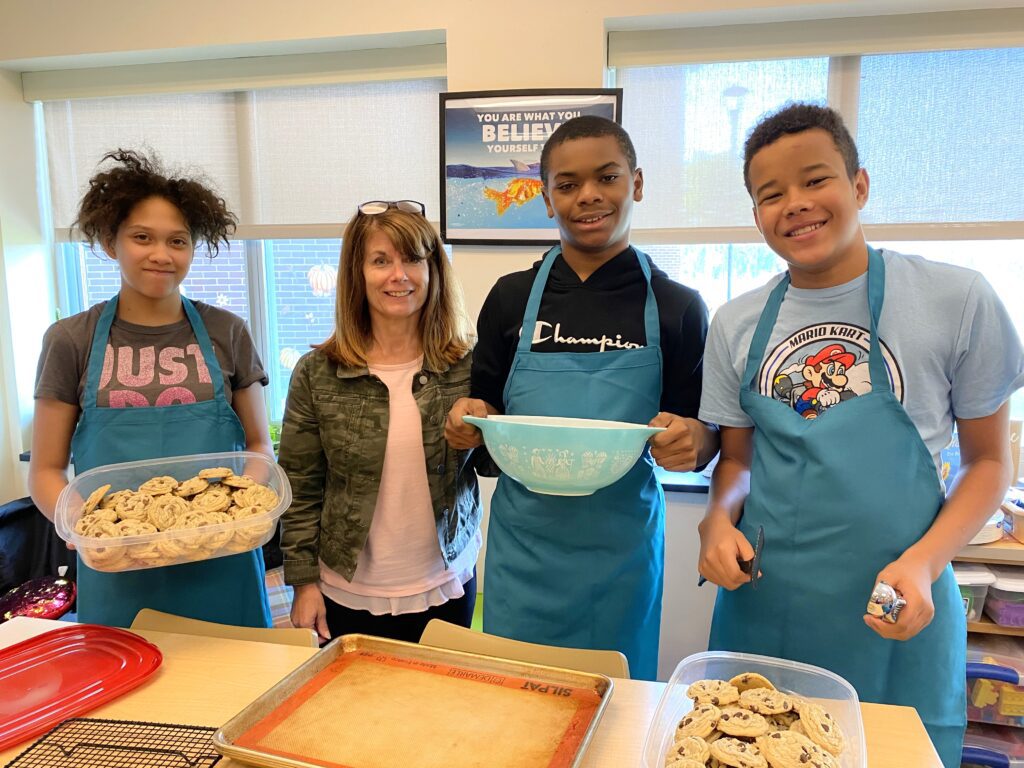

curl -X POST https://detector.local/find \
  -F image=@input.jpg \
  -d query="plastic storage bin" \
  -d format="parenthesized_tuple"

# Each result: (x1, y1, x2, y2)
(962, 722, 1024, 767)
(1005, 497, 1024, 545)
(955, 563, 997, 621)
(641, 651, 866, 768)
(967, 634, 1024, 728)
(54, 451, 291, 573)
(984, 567, 1024, 627)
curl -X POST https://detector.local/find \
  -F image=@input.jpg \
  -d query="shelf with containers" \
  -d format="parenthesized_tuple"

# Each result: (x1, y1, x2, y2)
(959, 494, 1024, 766)
(957, 535, 1024, 568)
(955, 562, 1024, 638)
(956, 503, 1024, 567)
(965, 634, 1024, 767)
(955, 502, 1024, 636)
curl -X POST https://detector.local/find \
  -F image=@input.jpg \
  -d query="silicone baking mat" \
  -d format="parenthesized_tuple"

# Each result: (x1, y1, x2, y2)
(3, 718, 220, 768)
(232, 647, 604, 768)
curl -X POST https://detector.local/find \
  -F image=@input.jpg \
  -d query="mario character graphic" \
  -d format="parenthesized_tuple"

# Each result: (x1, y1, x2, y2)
(773, 343, 858, 419)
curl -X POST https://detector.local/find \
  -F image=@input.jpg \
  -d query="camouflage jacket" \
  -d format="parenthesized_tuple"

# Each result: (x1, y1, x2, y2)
(278, 348, 485, 585)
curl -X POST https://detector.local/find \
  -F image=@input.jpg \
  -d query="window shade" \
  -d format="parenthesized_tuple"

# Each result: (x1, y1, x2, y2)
(247, 79, 444, 225)
(608, 9, 1024, 67)
(858, 48, 1024, 224)
(44, 93, 242, 231)
(42, 78, 445, 234)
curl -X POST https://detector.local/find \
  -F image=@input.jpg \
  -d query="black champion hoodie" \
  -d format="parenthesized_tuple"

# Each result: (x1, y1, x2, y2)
(470, 246, 709, 418)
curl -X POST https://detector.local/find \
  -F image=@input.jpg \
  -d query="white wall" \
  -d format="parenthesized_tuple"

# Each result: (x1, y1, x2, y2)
(0, 68, 50, 502)
(662, 493, 719, 677)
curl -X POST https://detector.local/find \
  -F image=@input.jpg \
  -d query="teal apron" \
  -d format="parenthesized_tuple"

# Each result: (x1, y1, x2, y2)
(484, 246, 665, 680)
(708, 248, 965, 766)
(71, 296, 272, 629)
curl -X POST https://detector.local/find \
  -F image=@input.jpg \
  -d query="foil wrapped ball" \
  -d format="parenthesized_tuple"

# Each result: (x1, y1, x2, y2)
(866, 580, 906, 624)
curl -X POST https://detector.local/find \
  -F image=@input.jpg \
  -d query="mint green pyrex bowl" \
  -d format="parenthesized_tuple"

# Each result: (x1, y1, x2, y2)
(464, 415, 665, 496)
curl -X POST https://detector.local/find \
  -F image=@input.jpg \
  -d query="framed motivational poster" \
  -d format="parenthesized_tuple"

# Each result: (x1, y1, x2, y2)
(439, 88, 622, 245)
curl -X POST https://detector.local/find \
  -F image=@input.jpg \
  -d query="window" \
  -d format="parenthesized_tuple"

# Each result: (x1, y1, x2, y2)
(265, 238, 342, 417)
(857, 48, 1024, 224)
(620, 58, 829, 230)
(66, 242, 253, 326)
(633, 243, 784, 317)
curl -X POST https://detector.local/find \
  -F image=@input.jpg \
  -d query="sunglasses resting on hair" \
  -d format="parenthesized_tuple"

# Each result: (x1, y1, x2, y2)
(357, 200, 426, 216)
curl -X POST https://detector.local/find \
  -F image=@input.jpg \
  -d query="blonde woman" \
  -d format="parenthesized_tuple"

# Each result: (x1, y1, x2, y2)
(278, 200, 484, 642)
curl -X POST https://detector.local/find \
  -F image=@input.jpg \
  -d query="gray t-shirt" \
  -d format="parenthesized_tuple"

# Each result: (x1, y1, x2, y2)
(34, 301, 268, 409)
(699, 249, 1024, 475)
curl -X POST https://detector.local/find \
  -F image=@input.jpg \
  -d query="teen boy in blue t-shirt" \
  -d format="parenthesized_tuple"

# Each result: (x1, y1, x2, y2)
(698, 102, 1024, 767)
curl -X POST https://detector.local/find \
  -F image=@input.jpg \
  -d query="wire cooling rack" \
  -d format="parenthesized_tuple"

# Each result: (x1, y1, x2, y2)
(4, 718, 221, 768)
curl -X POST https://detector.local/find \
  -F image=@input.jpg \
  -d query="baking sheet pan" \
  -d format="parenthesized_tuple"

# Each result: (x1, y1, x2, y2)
(214, 634, 614, 768)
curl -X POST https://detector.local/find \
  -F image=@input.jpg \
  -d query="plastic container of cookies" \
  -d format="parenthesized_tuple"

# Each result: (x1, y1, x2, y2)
(54, 451, 291, 573)
(641, 651, 867, 768)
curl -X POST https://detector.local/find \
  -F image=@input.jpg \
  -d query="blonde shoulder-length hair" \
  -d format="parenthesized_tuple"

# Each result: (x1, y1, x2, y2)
(314, 208, 473, 369)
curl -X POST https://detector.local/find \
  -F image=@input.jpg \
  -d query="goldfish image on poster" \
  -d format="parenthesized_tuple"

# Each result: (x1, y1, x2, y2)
(483, 178, 545, 216)
(445, 157, 551, 229)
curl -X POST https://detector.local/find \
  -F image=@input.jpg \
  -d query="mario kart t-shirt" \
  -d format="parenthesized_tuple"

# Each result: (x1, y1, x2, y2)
(699, 249, 1024, 478)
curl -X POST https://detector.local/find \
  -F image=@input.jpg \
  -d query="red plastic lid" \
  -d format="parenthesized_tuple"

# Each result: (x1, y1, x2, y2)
(0, 577, 77, 623)
(0, 624, 162, 750)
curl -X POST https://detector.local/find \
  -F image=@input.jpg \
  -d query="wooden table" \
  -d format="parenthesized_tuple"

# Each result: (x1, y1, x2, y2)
(0, 617, 940, 767)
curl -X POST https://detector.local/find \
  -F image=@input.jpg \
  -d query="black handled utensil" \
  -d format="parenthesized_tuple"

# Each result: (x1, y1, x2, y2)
(697, 525, 764, 589)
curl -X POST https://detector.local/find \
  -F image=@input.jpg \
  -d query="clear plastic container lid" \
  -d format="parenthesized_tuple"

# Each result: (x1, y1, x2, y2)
(964, 722, 1024, 765)
(54, 451, 291, 573)
(955, 563, 997, 587)
(967, 633, 1024, 683)
(1002, 500, 1024, 519)
(642, 651, 866, 768)
(989, 566, 1024, 594)
(969, 633, 1024, 661)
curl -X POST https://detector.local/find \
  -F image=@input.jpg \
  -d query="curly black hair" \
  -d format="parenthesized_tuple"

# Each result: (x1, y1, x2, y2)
(743, 103, 860, 194)
(74, 149, 237, 256)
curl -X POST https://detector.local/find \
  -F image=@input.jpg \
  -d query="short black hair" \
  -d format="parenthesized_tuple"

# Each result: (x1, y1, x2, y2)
(743, 103, 860, 194)
(75, 149, 237, 256)
(540, 115, 637, 185)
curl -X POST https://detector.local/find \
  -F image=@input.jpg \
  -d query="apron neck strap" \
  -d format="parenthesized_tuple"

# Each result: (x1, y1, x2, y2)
(83, 297, 119, 409)
(742, 247, 888, 394)
(864, 246, 888, 394)
(82, 295, 227, 407)
(182, 296, 227, 400)
(635, 247, 660, 348)
(516, 245, 660, 355)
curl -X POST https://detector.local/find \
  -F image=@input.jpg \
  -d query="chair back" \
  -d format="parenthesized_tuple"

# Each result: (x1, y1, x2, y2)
(130, 608, 318, 648)
(419, 619, 629, 678)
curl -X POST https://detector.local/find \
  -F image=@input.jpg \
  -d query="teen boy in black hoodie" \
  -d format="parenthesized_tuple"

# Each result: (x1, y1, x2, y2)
(446, 116, 717, 679)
